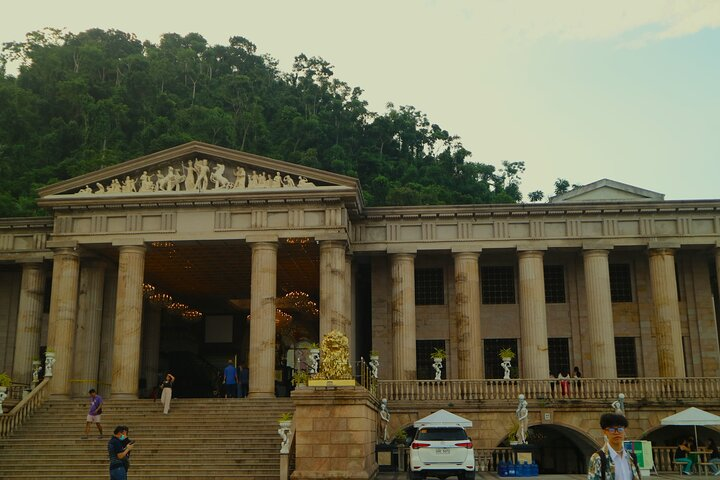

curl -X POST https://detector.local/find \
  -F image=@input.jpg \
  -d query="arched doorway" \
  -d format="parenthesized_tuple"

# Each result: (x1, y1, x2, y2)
(643, 425, 720, 451)
(499, 423, 598, 474)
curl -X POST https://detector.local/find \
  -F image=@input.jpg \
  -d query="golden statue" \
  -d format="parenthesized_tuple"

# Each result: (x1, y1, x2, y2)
(313, 330, 353, 380)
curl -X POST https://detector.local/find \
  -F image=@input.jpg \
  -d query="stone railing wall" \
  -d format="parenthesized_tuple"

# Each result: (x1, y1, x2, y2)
(0, 377, 50, 438)
(378, 377, 720, 402)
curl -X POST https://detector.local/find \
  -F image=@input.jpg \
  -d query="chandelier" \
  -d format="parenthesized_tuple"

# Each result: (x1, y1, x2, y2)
(182, 309, 203, 321)
(148, 292, 173, 307)
(167, 302, 189, 315)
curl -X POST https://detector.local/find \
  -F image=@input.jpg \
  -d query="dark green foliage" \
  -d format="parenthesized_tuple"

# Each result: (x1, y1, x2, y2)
(0, 28, 527, 216)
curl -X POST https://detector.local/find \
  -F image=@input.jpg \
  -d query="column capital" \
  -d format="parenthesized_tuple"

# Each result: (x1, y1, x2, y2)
(453, 251, 479, 261)
(389, 252, 416, 262)
(249, 241, 278, 253)
(517, 250, 544, 260)
(51, 246, 79, 258)
(582, 249, 611, 259)
(117, 244, 146, 255)
(648, 247, 677, 258)
(318, 239, 347, 251)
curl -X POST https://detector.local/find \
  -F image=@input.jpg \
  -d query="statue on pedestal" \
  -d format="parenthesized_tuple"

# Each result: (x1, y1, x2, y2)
(516, 394, 529, 444)
(611, 393, 625, 415)
(379, 398, 391, 444)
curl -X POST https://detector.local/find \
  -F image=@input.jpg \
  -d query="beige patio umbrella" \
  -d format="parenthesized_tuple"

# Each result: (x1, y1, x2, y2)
(660, 407, 720, 446)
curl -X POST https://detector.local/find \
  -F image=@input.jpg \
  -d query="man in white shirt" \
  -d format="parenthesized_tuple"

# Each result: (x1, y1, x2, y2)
(587, 413, 641, 480)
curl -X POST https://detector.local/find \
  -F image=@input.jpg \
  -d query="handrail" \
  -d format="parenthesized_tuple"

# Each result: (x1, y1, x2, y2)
(378, 377, 720, 402)
(0, 377, 51, 438)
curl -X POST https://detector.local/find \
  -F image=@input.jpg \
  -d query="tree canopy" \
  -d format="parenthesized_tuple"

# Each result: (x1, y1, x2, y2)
(0, 28, 529, 216)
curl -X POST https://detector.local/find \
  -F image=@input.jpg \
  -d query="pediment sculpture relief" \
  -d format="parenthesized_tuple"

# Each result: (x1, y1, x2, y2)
(73, 158, 318, 196)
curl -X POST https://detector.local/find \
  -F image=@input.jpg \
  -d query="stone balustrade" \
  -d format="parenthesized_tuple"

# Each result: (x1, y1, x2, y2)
(378, 377, 720, 402)
(0, 377, 50, 438)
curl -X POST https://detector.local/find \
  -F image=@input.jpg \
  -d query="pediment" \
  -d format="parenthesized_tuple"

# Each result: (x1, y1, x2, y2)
(549, 178, 664, 203)
(38, 142, 362, 202)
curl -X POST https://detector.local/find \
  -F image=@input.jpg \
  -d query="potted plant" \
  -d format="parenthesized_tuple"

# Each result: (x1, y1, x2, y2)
(278, 412, 293, 429)
(393, 428, 408, 445)
(292, 370, 309, 387)
(309, 342, 320, 351)
(498, 347, 515, 361)
(369, 350, 379, 360)
(0, 372, 11, 392)
(431, 347, 447, 360)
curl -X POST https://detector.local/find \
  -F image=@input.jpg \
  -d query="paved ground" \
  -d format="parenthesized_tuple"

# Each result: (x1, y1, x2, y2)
(377, 473, 684, 479)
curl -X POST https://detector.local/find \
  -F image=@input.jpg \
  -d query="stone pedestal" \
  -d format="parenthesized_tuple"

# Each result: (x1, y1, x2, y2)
(454, 252, 482, 379)
(47, 247, 80, 397)
(111, 245, 146, 399)
(12, 262, 46, 384)
(248, 241, 277, 398)
(518, 251, 549, 379)
(583, 249, 618, 378)
(319, 240, 347, 338)
(72, 261, 106, 397)
(391, 253, 416, 380)
(648, 248, 685, 377)
(291, 386, 378, 479)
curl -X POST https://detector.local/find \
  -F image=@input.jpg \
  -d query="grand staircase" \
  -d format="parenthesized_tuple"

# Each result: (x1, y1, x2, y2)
(0, 397, 293, 479)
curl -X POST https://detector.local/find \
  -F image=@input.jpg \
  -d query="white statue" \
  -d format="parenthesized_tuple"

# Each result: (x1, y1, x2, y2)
(516, 394, 529, 444)
(78, 185, 93, 194)
(234, 166, 246, 189)
(501, 358, 512, 380)
(379, 398, 391, 444)
(298, 176, 316, 187)
(611, 393, 625, 415)
(369, 356, 379, 379)
(278, 425, 291, 453)
(0, 389, 7, 415)
(283, 175, 296, 187)
(272, 172, 282, 188)
(95, 182, 106, 194)
(211, 163, 231, 189)
(122, 176, 136, 193)
(138, 171, 154, 192)
(194, 159, 210, 191)
(309, 349, 320, 375)
(432, 357, 443, 380)
(45, 353, 56, 377)
(32, 364, 40, 385)
(108, 178, 122, 193)
(183, 160, 196, 191)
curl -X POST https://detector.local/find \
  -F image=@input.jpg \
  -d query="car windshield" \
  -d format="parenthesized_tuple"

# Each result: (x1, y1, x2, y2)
(415, 427, 468, 441)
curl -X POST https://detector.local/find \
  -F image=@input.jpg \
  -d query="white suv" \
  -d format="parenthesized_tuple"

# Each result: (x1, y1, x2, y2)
(408, 426, 476, 480)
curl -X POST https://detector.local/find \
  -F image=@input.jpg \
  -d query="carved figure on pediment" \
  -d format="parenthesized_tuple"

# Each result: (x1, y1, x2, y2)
(211, 163, 231, 189)
(257, 172, 268, 188)
(78, 185, 93, 194)
(195, 159, 210, 191)
(139, 171, 154, 192)
(171, 167, 186, 191)
(108, 179, 122, 193)
(248, 170, 258, 188)
(122, 176, 136, 193)
(95, 183, 106, 194)
(183, 160, 196, 191)
(272, 172, 283, 188)
(297, 176, 316, 188)
(283, 175, 296, 188)
(234, 166, 246, 189)
(155, 170, 167, 191)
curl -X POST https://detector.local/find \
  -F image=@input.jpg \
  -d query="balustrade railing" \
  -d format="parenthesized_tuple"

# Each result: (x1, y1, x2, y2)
(355, 359, 378, 399)
(475, 447, 514, 471)
(0, 377, 50, 438)
(378, 377, 720, 402)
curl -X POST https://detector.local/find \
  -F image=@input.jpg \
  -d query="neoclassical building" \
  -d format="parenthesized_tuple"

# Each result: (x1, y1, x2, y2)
(1, 141, 719, 401)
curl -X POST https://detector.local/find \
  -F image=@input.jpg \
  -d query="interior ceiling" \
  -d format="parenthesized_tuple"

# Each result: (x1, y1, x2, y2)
(94, 239, 320, 313)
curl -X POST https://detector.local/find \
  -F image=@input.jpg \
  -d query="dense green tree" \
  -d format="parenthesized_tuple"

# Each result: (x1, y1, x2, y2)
(0, 28, 533, 216)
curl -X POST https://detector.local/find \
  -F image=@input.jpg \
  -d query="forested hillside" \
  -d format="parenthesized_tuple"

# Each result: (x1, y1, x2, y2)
(0, 28, 528, 216)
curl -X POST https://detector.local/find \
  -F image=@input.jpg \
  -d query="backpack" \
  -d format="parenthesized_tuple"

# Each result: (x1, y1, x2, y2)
(597, 449, 640, 480)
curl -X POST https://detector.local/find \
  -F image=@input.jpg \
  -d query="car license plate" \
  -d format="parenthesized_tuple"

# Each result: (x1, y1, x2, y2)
(436, 448, 450, 455)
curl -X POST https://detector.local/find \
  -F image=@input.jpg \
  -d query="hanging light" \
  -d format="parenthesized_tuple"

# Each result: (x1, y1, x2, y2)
(167, 302, 189, 315)
(148, 292, 173, 307)
(182, 309, 203, 321)
(142, 283, 156, 297)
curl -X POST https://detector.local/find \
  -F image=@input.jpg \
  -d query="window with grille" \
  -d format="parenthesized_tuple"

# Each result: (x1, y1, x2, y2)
(609, 264, 633, 303)
(481, 266, 515, 304)
(416, 340, 446, 380)
(415, 268, 445, 305)
(544, 265, 566, 304)
(614, 337, 638, 377)
(548, 338, 570, 376)
(484, 338, 518, 379)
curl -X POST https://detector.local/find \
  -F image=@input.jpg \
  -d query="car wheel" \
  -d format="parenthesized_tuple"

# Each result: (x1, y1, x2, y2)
(463, 472, 476, 480)
(408, 472, 424, 480)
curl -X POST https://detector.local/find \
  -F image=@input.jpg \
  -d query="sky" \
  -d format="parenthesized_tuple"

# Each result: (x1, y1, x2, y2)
(2, 0, 719, 201)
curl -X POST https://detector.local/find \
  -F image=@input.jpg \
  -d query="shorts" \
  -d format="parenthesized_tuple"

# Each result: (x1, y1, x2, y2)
(86, 414, 101, 423)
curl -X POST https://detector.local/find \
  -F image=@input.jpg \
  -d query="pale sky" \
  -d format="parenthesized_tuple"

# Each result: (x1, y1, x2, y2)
(2, 0, 719, 201)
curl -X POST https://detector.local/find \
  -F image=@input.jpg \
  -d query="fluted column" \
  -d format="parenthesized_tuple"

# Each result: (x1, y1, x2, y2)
(518, 250, 550, 379)
(141, 303, 162, 397)
(345, 254, 354, 358)
(248, 241, 277, 398)
(71, 261, 106, 397)
(583, 249, 618, 377)
(47, 247, 80, 397)
(319, 240, 346, 339)
(12, 262, 46, 384)
(391, 253, 416, 380)
(97, 269, 117, 398)
(454, 252, 482, 379)
(716, 248, 720, 305)
(111, 245, 146, 399)
(648, 248, 685, 377)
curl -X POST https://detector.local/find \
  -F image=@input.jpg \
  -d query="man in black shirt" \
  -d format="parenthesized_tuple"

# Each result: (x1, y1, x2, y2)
(108, 425, 133, 479)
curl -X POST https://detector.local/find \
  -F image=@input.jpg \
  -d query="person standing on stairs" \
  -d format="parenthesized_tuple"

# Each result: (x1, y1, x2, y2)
(238, 363, 249, 398)
(108, 425, 134, 480)
(224, 359, 238, 398)
(160, 372, 175, 414)
(83, 388, 104, 439)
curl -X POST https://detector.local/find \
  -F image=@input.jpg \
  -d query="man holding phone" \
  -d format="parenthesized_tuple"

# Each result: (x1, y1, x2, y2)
(108, 425, 134, 480)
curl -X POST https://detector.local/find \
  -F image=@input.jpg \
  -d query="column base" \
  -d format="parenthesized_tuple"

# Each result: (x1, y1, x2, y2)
(248, 392, 275, 399)
(110, 393, 139, 400)
(49, 393, 71, 400)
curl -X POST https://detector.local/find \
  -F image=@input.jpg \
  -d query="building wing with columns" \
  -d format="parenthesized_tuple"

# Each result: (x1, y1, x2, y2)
(1, 141, 719, 400)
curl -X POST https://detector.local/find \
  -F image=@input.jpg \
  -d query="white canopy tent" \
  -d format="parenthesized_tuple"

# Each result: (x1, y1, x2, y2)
(660, 407, 720, 445)
(413, 409, 472, 428)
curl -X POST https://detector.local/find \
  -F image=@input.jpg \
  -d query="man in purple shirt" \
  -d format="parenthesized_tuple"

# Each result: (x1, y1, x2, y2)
(83, 388, 104, 439)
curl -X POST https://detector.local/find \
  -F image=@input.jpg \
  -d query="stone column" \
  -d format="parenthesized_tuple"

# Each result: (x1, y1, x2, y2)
(12, 262, 46, 384)
(47, 247, 80, 397)
(454, 252, 483, 379)
(97, 269, 117, 398)
(345, 253, 354, 359)
(518, 250, 550, 379)
(111, 245, 146, 399)
(141, 303, 162, 397)
(391, 253, 416, 380)
(648, 248, 685, 377)
(319, 240, 346, 339)
(71, 260, 106, 397)
(248, 241, 277, 398)
(583, 249, 618, 378)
